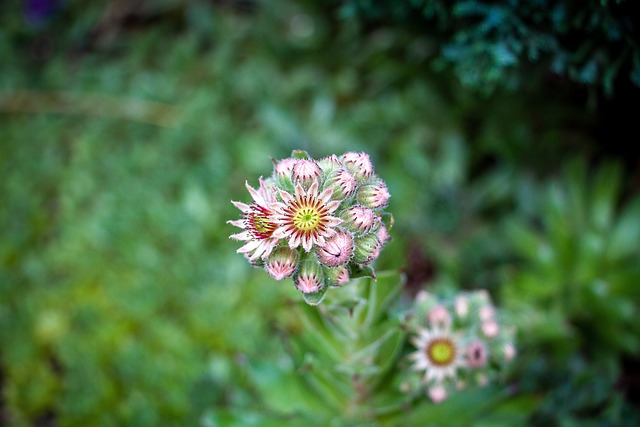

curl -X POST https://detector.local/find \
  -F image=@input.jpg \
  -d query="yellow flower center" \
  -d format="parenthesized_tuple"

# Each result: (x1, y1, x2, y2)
(426, 338, 456, 366)
(292, 206, 321, 231)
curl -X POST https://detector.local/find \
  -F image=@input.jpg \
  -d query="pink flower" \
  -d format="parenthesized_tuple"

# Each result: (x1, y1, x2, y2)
(341, 205, 380, 235)
(479, 305, 495, 322)
(273, 181, 342, 252)
(317, 229, 354, 267)
(504, 343, 516, 361)
(427, 385, 448, 403)
(427, 304, 451, 327)
(377, 223, 390, 246)
(481, 320, 500, 338)
(324, 168, 358, 200)
(228, 179, 280, 261)
(274, 157, 297, 178)
(324, 265, 350, 288)
(357, 180, 391, 209)
(455, 296, 469, 318)
(466, 340, 488, 368)
(265, 247, 299, 280)
(291, 159, 322, 187)
(341, 151, 374, 183)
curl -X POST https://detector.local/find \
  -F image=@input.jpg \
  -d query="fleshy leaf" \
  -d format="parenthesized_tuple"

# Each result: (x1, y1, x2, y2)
(302, 285, 329, 306)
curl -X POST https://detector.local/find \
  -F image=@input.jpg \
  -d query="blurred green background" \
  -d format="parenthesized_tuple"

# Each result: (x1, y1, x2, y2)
(1, 1, 639, 426)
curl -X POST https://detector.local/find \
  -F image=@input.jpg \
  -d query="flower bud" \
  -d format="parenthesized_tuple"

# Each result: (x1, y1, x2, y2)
(481, 320, 500, 338)
(427, 304, 451, 327)
(503, 343, 516, 361)
(294, 257, 325, 294)
(455, 295, 469, 318)
(324, 168, 357, 201)
(265, 247, 299, 280)
(377, 222, 390, 246)
(341, 151, 374, 183)
(479, 305, 495, 322)
(316, 229, 354, 267)
(273, 157, 296, 189)
(317, 154, 342, 173)
(291, 159, 322, 188)
(466, 340, 488, 368)
(340, 205, 380, 235)
(357, 179, 390, 209)
(352, 233, 381, 265)
(428, 385, 448, 403)
(323, 265, 350, 288)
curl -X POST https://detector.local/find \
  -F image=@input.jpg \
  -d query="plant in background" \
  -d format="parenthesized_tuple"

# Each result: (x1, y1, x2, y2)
(401, 289, 516, 404)
(229, 150, 392, 305)
(338, 0, 640, 95)
(503, 160, 640, 425)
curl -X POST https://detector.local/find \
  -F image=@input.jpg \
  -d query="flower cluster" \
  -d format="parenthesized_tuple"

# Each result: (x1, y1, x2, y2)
(404, 290, 516, 403)
(229, 150, 391, 305)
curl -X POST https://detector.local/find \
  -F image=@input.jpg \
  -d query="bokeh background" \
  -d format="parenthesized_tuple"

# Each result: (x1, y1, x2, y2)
(1, 1, 640, 426)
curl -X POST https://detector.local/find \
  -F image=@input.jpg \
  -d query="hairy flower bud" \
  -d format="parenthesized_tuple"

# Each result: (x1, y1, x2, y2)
(377, 222, 390, 246)
(317, 154, 342, 173)
(341, 151, 374, 183)
(427, 304, 451, 327)
(316, 228, 354, 267)
(265, 247, 299, 280)
(294, 257, 325, 294)
(291, 159, 322, 188)
(357, 179, 390, 209)
(352, 233, 381, 265)
(273, 157, 296, 189)
(324, 168, 358, 201)
(323, 265, 350, 288)
(466, 340, 489, 368)
(340, 205, 380, 235)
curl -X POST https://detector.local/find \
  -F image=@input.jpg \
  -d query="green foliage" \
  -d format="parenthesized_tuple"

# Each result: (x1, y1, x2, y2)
(339, 0, 640, 94)
(502, 160, 640, 424)
(0, 1, 638, 426)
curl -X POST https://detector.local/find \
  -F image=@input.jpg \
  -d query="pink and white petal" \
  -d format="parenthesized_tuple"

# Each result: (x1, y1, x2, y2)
(326, 217, 343, 228)
(231, 201, 251, 212)
(228, 220, 246, 228)
(307, 180, 319, 195)
(271, 227, 288, 239)
(278, 190, 295, 204)
(245, 181, 266, 206)
(302, 236, 314, 252)
(237, 239, 261, 253)
(230, 231, 251, 241)
(319, 187, 334, 203)
(325, 200, 341, 212)
(289, 234, 301, 250)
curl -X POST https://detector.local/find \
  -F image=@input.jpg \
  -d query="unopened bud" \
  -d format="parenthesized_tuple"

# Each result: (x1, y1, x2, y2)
(323, 265, 350, 288)
(265, 247, 299, 280)
(466, 340, 488, 368)
(291, 159, 322, 188)
(377, 223, 390, 246)
(294, 257, 325, 294)
(428, 385, 448, 403)
(341, 151, 374, 183)
(340, 205, 380, 235)
(317, 154, 342, 173)
(324, 168, 357, 201)
(273, 157, 296, 189)
(427, 304, 451, 327)
(352, 233, 381, 265)
(357, 179, 390, 209)
(317, 229, 354, 267)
